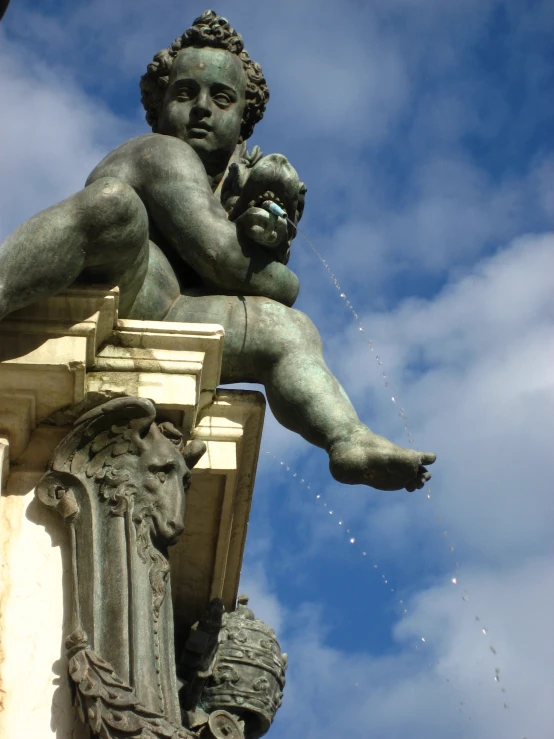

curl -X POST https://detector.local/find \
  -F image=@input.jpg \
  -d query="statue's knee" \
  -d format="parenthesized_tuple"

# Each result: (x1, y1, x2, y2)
(261, 303, 321, 360)
(289, 308, 321, 348)
(84, 178, 146, 232)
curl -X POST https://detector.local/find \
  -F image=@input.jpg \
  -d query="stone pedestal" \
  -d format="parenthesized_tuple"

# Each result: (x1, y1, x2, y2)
(0, 288, 265, 738)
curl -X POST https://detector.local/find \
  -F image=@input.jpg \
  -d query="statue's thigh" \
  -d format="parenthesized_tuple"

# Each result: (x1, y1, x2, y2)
(165, 293, 316, 382)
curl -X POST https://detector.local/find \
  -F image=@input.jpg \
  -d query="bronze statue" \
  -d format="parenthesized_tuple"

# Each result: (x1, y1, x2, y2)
(0, 10, 435, 492)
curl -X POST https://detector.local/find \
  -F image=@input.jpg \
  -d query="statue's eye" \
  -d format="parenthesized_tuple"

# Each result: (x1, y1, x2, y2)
(213, 93, 232, 108)
(176, 86, 194, 102)
(148, 464, 175, 483)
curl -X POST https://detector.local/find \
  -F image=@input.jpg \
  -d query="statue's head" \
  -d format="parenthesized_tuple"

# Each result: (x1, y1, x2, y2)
(141, 10, 269, 172)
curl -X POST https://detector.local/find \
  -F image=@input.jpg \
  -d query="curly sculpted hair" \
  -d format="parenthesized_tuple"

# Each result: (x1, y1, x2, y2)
(140, 10, 269, 142)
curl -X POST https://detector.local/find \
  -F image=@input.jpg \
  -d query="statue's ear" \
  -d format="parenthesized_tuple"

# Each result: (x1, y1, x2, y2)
(182, 439, 207, 470)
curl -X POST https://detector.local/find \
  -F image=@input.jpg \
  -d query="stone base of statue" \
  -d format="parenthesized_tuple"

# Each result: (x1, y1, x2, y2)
(0, 287, 285, 739)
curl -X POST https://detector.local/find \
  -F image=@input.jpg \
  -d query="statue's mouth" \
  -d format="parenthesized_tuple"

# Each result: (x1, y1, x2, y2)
(188, 123, 212, 138)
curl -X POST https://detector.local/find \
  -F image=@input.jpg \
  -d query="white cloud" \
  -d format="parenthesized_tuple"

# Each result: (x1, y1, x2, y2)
(0, 31, 137, 238)
(265, 555, 554, 739)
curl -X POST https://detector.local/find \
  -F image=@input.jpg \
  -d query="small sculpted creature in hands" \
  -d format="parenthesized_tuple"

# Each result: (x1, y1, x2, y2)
(0, 10, 434, 492)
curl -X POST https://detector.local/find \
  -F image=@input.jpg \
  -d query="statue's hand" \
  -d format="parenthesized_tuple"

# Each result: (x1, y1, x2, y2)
(236, 206, 288, 252)
(225, 154, 305, 227)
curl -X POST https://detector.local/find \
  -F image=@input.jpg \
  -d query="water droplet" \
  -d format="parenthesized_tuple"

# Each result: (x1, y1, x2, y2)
(340, 293, 346, 298)
(362, 551, 367, 556)
(383, 579, 388, 584)
(338, 520, 343, 525)
(280, 461, 284, 466)
(359, 326, 364, 332)
(301, 478, 304, 483)
(373, 564, 378, 569)
(286, 466, 290, 471)
(443, 531, 449, 537)
(482, 628, 488, 635)
(449, 546, 455, 552)
(292, 472, 297, 477)
(316, 494, 321, 499)
(329, 510, 333, 515)
(427, 493, 432, 500)
(306, 484, 311, 490)
(452, 577, 457, 584)
(391, 396, 397, 403)
(421, 637, 426, 643)
(503, 703, 509, 709)
(462, 595, 468, 601)
(490, 646, 497, 655)
(475, 616, 481, 621)
(349, 538, 355, 544)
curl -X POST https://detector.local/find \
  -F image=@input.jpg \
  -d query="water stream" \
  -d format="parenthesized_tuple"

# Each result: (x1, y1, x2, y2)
(257, 210, 514, 730)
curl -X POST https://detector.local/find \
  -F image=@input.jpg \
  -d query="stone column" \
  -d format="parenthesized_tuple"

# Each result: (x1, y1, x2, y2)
(0, 288, 264, 738)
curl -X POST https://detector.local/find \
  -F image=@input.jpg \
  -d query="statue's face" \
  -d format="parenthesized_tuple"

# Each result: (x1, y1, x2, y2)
(158, 46, 246, 174)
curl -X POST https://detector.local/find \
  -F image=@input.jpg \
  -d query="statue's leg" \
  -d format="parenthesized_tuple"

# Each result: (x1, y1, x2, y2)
(165, 293, 435, 491)
(0, 178, 149, 319)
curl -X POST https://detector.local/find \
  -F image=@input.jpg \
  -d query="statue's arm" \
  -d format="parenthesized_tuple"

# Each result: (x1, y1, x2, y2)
(87, 135, 299, 306)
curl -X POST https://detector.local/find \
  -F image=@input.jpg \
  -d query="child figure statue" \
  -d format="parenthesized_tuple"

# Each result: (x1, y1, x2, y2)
(0, 10, 434, 492)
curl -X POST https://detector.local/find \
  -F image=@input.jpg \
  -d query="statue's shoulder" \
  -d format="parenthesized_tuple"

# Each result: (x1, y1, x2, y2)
(86, 134, 200, 187)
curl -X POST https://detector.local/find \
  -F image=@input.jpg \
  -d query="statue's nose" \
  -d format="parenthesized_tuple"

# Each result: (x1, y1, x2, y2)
(166, 518, 184, 543)
(192, 90, 212, 118)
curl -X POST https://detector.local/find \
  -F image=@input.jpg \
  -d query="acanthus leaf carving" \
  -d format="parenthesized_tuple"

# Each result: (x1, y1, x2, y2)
(66, 630, 193, 738)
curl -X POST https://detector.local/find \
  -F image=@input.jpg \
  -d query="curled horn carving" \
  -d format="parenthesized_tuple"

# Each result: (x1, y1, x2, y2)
(50, 397, 157, 476)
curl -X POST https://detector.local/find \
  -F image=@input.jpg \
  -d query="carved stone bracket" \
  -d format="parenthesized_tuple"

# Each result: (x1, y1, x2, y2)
(36, 397, 206, 737)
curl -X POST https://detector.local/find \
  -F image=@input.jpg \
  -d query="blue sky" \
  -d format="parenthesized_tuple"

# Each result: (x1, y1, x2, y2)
(1, 1, 553, 737)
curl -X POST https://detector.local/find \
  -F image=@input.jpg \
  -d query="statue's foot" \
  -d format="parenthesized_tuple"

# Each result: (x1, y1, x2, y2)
(329, 428, 436, 491)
